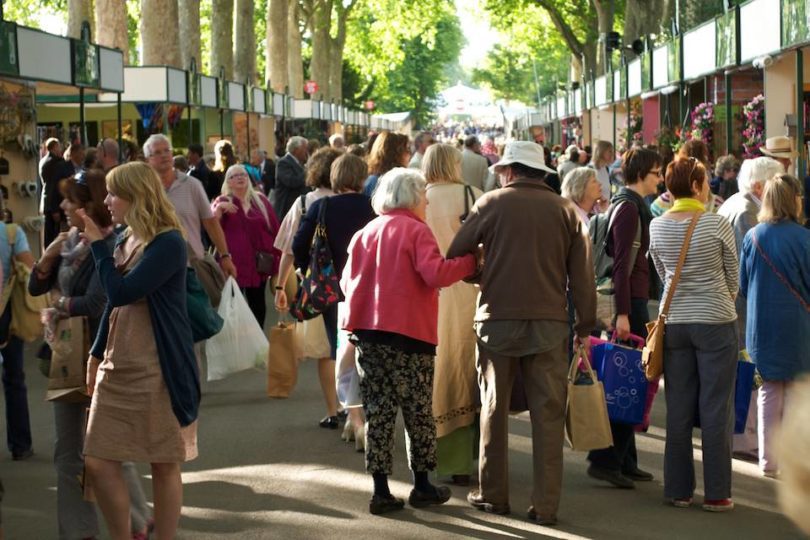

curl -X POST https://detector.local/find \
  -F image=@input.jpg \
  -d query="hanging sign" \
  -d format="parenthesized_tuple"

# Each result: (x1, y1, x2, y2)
(304, 80, 319, 95)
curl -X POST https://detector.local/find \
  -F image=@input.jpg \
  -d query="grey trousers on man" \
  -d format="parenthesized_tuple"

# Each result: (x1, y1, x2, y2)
(477, 340, 568, 518)
(663, 322, 738, 500)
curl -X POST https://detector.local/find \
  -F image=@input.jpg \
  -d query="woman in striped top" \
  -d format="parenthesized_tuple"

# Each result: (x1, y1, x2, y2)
(649, 157, 739, 513)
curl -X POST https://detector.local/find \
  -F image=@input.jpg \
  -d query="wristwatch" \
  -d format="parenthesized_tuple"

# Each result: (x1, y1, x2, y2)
(220, 252, 232, 259)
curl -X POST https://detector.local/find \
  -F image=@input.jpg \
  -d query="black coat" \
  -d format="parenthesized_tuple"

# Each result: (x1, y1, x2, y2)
(271, 153, 307, 219)
(39, 153, 71, 214)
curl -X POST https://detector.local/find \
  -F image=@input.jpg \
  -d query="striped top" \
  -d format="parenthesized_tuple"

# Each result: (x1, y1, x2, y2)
(649, 213, 739, 324)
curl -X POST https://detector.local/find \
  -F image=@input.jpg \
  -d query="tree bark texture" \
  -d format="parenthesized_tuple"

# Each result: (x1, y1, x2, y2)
(95, 0, 128, 62)
(592, 0, 614, 75)
(308, 0, 332, 99)
(211, 0, 235, 79)
(288, 1, 304, 98)
(179, 0, 202, 70)
(67, 0, 94, 40)
(234, 0, 256, 84)
(140, 0, 182, 67)
(266, 0, 289, 92)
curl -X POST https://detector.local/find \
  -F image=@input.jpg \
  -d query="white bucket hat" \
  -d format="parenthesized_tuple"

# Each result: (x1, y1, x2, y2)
(760, 136, 799, 159)
(490, 141, 556, 175)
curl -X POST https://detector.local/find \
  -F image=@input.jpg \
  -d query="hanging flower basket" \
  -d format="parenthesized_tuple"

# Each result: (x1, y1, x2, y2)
(741, 94, 765, 158)
(618, 102, 643, 149)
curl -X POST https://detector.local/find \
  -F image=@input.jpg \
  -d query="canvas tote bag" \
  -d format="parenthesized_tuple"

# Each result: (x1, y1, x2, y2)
(565, 346, 613, 451)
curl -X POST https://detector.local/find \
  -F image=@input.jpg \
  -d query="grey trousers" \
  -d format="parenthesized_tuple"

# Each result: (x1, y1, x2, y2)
(663, 322, 738, 500)
(53, 402, 151, 539)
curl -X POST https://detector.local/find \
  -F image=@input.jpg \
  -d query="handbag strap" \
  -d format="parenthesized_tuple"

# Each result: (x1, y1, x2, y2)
(751, 230, 810, 312)
(459, 185, 475, 223)
(568, 345, 598, 382)
(660, 211, 703, 318)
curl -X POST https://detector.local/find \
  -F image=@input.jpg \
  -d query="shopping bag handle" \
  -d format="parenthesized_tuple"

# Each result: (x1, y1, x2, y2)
(609, 331, 646, 349)
(569, 345, 598, 382)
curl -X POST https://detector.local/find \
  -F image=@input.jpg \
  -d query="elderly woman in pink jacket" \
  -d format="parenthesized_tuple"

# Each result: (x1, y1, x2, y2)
(341, 167, 478, 516)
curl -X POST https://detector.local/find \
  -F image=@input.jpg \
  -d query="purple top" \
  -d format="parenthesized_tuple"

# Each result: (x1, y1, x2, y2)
(213, 194, 281, 288)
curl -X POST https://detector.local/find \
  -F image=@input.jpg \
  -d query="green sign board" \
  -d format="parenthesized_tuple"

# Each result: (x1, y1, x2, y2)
(219, 79, 228, 108)
(0, 22, 19, 77)
(782, 0, 810, 47)
(189, 74, 201, 106)
(641, 52, 652, 92)
(619, 69, 628, 100)
(717, 10, 738, 68)
(668, 37, 681, 83)
(72, 40, 99, 87)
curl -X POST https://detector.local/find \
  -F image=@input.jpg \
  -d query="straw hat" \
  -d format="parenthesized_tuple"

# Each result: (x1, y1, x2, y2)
(490, 141, 556, 175)
(760, 136, 799, 159)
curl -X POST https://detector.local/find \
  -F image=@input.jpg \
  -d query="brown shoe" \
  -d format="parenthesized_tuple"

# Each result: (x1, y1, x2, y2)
(527, 506, 557, 526)
(467, 490, 510, 515)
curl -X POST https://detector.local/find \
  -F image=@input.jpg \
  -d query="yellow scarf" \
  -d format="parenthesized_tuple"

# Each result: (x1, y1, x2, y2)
(669, 197, 706, 213)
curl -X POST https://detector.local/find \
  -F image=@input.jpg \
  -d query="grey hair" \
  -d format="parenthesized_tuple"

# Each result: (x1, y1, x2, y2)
(739, 157, 784, 194)
(561, 167, 597, 203)
(143, 134, 172, 158)
(329, 133, 345, 146)
(371, 167, 426, 214)
(286, 136, 308, 154)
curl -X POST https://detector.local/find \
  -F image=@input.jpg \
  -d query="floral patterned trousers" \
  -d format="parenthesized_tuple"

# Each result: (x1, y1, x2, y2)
(355, 341, 437, 475)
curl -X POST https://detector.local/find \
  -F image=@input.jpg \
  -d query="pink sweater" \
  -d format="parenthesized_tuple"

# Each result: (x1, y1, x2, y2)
(340, 209, 476, 345)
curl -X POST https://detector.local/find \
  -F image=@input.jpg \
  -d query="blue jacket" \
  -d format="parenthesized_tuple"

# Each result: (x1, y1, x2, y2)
(90, 229, 200, 426)
(740, 222, 810, 380)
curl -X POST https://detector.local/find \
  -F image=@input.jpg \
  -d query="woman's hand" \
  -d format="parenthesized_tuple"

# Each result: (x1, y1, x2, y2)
(42, 231, 69, 260)
(274, 288, 288, 312)
(86, 356, 101, 397)
(75, 209, 104, 243)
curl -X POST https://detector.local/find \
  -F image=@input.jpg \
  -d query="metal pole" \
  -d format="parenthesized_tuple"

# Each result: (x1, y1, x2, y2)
(188, 105, 193, 145)
(612, 105, 617, 149)
(220, 110, 224, 140)
(532, 59, 542, 108)
(79, 87, 86, 145)
(725, 71, 733, 155)
(116, 92, 123, 161)
(797, 50, 806, 178)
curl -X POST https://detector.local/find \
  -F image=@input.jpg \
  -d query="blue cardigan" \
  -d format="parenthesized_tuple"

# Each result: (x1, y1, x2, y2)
(90, 229, 200, 426)
(740, 221, 810, 380)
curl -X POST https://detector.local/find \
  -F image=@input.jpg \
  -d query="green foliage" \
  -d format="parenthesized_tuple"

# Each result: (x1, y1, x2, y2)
(343, 0, 462, 127)
(3, 0, 67, 29)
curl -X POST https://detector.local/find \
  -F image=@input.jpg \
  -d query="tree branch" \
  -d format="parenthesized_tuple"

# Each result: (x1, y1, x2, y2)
(532, 0, 584, 59)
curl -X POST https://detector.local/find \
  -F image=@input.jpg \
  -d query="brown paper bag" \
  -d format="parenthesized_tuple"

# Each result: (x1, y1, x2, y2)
(46, 317, 90, 402)
(267, 322, 299, 398)
(565, 347, 613, 451)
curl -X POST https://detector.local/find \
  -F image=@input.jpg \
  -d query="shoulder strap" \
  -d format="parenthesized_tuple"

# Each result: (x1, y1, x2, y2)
(317, 197, 329, 227)
(460, 185, 475, 222)
(299, 194, 307, 216)
(660, 211, 703, 317)
(6, 223, 16, 256)
(751, 230, 810, 312)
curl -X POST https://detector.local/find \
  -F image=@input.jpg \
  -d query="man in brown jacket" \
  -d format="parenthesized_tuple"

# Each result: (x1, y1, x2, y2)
(447, 141, 596, 526)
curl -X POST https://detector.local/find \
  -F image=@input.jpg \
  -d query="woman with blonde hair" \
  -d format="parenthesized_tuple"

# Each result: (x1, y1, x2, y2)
(78, 161, 199, 540)
(207, 139, 238, 200)
(421, 143, 482, 485)
(589, 140, 615, 203)
(362, 131, 411, 196)
(739, 173, 810, 478)
(212, 164, 281, 327)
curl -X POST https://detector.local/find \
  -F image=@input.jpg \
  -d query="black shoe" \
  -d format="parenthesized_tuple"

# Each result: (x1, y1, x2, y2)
(623, 467, 654, 482)
(369, 493, 405, 515)
(527, 506, 558, 526)
(587, 465, 635, 489)
(337, 409, 348, 421)
(12, 448, 33, 461)
(319, 416, 339, 429)
(467, 490, 510, 515)
(409, 485, 452, 508)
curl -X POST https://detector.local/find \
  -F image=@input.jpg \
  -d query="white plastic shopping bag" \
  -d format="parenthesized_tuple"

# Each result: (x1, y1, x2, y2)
(335, 302, 362, 408)
(294, 315, 331, 360)
(205, 277, 269, 381)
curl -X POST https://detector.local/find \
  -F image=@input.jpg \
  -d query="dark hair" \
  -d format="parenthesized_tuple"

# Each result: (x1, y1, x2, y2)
(188, 143, 204, 157)
(464, 135, 479, 149)
(666, 157, 706, 198)
(509, 162, 547, 180)
(62, 169, 113, 228)
(306, 147, 342, 188)
(622, 148, 662, 185)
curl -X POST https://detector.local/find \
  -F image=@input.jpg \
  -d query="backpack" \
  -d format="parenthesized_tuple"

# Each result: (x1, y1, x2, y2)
(589, 201, 641, 296)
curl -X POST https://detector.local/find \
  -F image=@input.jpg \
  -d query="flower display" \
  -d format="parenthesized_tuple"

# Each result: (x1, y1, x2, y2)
(619, 102, 643, 149)
(690, 101, 714, 146)
(741, 94, 765, 158)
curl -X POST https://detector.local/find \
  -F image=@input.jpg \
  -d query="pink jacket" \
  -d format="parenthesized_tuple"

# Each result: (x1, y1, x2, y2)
(340, 209, 476, 345)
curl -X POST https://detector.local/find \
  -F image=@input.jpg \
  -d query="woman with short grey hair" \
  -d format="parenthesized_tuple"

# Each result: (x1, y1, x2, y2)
(341, 167, 478, 514)
(562, 167, 603, 225)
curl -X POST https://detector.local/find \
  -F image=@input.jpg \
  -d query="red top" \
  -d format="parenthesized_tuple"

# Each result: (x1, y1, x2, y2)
(213, 194, 281, 288)
(340, 209, 476, 345)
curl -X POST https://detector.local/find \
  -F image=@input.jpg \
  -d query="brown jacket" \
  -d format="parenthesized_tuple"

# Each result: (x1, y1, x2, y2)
(446, 179, 596, 337)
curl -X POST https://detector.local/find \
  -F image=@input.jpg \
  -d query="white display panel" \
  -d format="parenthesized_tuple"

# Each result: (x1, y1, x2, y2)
(628, 59, 642, 97)
(167, 67, 187, 104)
(17, 27, 71, 84)
(683, 20, 717, 80)
(99, 47, 124, 92)
(595, 76, 607, 105)
(613, 70, 622, 100)
(272, 93, 285, 116)
(652, 45, 669, 88)
(228, 82, 245, 110)
(200, 76, 217, 107)
(252, 88, 266, 113)
(740, 0, 781, 62)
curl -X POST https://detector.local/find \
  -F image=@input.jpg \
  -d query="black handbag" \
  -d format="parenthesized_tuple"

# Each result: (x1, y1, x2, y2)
(459, 185, 475, 223)
(255, 251, 276, 275)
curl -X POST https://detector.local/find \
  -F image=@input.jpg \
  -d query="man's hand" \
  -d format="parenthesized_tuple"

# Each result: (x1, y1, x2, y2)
(573, 334, 591, 359)
(615, 314, 631, 340)
(221, 256, 237, 279)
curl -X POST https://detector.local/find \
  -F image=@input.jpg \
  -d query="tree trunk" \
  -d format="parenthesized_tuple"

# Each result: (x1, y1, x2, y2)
(140, 0, 182, 67)
(234, 0, 256, 84)
(95, 0, 128, 63)
(309, 0, 332, 100)
(179, 0, 202, 70)
(67, 0, 94, 40)
(328, 2, 354, 103)
(211, 0, 235, 79)
(534, 0, 585, 75)
(624, 0, 665, 44)
(266, 0, 289, 92)
(592, 0, 614, 75)
(288, 1, 304, 98)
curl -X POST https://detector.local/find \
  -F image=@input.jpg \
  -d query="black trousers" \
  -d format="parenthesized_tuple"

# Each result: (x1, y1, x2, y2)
(588, 297, 649, 472)
(242, 280, 268, 329)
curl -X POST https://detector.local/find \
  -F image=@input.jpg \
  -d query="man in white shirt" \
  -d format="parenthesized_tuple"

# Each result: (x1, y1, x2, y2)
(461, 136, 489, 191)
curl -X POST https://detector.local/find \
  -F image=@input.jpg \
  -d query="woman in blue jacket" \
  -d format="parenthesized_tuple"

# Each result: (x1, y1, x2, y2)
(740, 173, 810, 478)
(79, 162, 200, 540)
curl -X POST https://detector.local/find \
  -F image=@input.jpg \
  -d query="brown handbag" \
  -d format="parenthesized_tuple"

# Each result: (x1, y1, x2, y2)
(642, 211, 702, 381)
